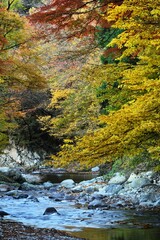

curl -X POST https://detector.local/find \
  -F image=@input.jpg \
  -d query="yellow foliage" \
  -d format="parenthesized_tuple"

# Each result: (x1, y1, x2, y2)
(49, 89, 73, 109)
(49, 0, 160, 169)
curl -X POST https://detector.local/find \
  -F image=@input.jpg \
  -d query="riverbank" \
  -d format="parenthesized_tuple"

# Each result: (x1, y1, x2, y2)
(0, 220, 85, 240)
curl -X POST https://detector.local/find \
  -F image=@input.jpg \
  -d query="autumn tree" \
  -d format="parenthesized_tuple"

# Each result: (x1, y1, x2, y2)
(48, 0, 160, 170)
(0, 2, 47, 152)
(38, 37, 101, 142)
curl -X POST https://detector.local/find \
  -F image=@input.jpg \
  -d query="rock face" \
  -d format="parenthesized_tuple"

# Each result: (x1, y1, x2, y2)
(0, 143, 41, 168)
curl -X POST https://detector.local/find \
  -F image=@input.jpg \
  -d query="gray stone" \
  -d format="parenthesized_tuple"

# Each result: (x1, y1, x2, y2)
(64, 194, 76, 201)
(86, 186, 96, 194)
(105, 184, 123, 196)
(129, 178, 151, 189)
(60, 179, 75, 189)
(22, 173, 42, 184)
(127, 173, 138, 183)
(91, 166, 100, 172)
(43, 181, 54, 189)
(72, 185, 83, 193)
(91, 193, 104, 200)
(88, 199, 108, 209)
(6, 190, 21, 196)
(15, 193, 29, 199)
(108, 172, 126, 184)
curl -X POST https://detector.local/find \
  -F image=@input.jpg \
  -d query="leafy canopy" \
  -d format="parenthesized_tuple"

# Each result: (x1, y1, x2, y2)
(49, 0, 160, 169)
(0, 2, 46, 151)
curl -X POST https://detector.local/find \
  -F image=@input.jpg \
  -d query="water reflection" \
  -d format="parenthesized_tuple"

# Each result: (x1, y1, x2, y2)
(41, 172, 98, 183)
(71, 228, 160, 240)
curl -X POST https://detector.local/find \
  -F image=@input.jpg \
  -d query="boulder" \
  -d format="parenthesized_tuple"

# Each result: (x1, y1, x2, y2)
(43, 207, 60, 215)
(108, 172, 126, 184)
(105, 184, 123, 196)
(60, 179, 75, 189)
(128, 178, 151, 189)
(22, 173, 42, 184)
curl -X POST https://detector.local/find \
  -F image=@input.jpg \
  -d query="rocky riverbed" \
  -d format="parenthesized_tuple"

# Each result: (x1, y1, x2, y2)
(0, 167, 160, 239)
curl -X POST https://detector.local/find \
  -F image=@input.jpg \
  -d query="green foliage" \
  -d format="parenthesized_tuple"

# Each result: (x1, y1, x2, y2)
(1, 0, 24, 11)
(96, 27, 123, 49)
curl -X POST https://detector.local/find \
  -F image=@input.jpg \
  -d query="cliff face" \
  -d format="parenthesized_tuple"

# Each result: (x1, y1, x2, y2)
(0, 142, 42, 168)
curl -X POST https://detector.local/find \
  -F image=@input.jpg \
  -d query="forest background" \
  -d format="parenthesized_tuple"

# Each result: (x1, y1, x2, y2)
(0, 0, 159, 173)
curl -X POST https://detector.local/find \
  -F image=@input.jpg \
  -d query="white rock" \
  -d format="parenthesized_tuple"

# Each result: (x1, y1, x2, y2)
(22, 173, 42, 184)
(91, 166, 100, 172)
(108, 172, 126, 184)
(127, 173, 138, 182)
(72, 185, 83, 192)
(60, 179, 75, 189)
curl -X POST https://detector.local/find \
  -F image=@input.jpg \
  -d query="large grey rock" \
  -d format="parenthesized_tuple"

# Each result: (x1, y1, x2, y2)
(138, 184, 160, 203)
(105, 184, 123, 196)
(128, 178, 151, 189)
(108, 172, 126, 184)
(60, 179, 75, 189)
(22, 173, 42, 184)
(72, 185, 84, 193)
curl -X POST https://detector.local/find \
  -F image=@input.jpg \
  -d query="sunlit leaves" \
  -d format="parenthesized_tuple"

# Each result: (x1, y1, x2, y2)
(49, 0, 160, 169)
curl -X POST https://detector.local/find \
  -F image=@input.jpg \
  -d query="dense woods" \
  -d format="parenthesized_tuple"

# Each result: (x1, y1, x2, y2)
(0, 0, 160, 171)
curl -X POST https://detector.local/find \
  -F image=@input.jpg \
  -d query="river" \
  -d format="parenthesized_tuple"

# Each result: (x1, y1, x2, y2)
(1, 171, 160, 240)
